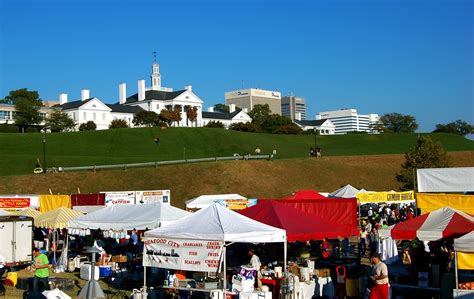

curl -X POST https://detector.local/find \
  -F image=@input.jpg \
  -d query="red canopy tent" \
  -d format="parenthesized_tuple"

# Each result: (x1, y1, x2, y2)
(379, 207, 474, 241)
(285, 190, 327, 200)
(240, 201, 358, 242)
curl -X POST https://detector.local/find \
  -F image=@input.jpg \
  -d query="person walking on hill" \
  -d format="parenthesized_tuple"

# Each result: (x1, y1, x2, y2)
(32, 248, 50, 292)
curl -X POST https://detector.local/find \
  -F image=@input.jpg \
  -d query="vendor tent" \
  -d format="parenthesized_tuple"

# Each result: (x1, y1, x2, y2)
(328, 185, 359, 198)
(145, 203, 285, 242)
(185, 194, 246, 210)
(12, 208, 41, 218)
(378, 207, 474, 241)
(239, 200, 358, 241)
(417, 167, 474, 192)
(285, 190, 327, 200)
(143, 203, 286, 292)
(454, 231, 474, 295)
(68, 203, 190, 231)
(35, 207, 83, 229)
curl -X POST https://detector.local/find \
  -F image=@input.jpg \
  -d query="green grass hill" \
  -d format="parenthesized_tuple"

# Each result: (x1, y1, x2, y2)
(0, 127, 473, 176)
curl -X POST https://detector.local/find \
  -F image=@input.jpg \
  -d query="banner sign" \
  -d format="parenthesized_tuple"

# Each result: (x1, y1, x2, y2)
(136, 190, 171, 205)
(356, 191, 414, 204)
(143, 238, 224, 272)
(102, 191, 136, 206)
(0, 198, 30, 209)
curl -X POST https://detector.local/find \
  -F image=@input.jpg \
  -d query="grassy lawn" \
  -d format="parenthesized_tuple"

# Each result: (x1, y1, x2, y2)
(0, 151, 472, 209)
(0, 128, 472, 176)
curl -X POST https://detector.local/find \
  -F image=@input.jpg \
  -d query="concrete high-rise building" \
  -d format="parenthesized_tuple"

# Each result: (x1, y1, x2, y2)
(225, 88, 281, 115)
(281, 96, 307, 120)
(316, 109, 380, 135)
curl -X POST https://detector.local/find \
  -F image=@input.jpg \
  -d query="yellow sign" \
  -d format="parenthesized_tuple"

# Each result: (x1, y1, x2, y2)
(356, 191, 414, 204)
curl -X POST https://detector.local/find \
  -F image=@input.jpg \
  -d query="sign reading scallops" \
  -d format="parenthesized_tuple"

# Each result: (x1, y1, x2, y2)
(136, 190, 171, 205)
(143, 238, 224, 272)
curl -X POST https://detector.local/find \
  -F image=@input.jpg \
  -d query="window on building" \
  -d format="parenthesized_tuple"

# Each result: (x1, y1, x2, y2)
(102, 113, 106, 121)
(156, 104, 160, 110)
(0, 111, 8, 120)
(93, 112, 96, 121)
(72, 112, 75, 120)
(83, 112, 86, 120)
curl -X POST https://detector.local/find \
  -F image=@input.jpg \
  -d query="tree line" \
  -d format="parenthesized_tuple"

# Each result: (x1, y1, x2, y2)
(1, 88, 472, 136)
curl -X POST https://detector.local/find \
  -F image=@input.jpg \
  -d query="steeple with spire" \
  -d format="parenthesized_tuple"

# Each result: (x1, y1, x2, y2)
(151, 50, 161, 90)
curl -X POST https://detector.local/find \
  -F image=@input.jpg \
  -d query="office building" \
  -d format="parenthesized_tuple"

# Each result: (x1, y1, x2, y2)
(281, 96, 307, 120)
(225, 88, 281, 115)
(316, 109, 380, 134)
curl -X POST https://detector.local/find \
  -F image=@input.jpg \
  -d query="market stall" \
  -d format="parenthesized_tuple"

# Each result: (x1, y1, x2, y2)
(143, 203, 286, 298)
(185, 194, 249, 210)
(11, 207, 42, 218)
(239, 200, 358, 241)
(285, 190, 327, 200)
(378, 207, 474, 241)
(328, 184, 359, 198)
(67, 203, 190, 232)
(454, 231, 474, 298)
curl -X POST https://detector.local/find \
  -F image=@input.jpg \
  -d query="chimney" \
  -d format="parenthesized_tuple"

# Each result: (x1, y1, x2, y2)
(119, 83, 127, 104)
(208, 107, 214, 112)
(295, 112, 302, 121)
(229, 104, 236, 113)
(59, 93, 68, 105)
(315, 114, 322, 120)
(184, 85, 192, 92)
(138, 80, 145, 101)
(242, 108, 248, 113)
(81, 89, 90, 101)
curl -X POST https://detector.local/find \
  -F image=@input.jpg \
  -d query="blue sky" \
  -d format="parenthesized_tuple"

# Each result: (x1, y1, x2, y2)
(1, 0, 472, 132)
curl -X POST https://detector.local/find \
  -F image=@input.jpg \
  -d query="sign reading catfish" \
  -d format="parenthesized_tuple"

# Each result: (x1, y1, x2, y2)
(143, 238, 224, 272)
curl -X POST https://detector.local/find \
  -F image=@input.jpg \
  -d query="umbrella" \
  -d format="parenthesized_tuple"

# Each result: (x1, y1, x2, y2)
(35, 207, 83, 229)
(379, 207, 474, 241)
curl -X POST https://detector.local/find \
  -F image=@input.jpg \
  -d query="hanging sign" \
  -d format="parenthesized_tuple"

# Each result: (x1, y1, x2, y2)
(143, 238, 224, 272)
(136, 190, 171, 205)
(102, 191, 136, 206)
(0, 198, 30, 209)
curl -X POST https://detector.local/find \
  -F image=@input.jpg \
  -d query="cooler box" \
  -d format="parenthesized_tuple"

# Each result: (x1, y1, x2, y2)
(80, 263, 99, 280)
(99, 266, 112, 278)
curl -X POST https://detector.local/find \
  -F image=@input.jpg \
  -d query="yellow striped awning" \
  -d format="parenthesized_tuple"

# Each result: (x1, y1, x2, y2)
(35, 207, 83, 229)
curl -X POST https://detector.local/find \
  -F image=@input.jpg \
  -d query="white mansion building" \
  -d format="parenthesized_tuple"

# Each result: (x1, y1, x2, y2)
(54, 60, 252, 130)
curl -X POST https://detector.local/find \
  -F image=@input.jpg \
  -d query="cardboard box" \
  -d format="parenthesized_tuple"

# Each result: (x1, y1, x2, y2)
(316, 268, 330, 278)
(111, 255, 127, 263)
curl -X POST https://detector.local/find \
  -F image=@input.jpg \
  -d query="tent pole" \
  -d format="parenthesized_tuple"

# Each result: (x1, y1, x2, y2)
(143, 265, 147, 295)
(454, 250, 459, 297)
(284, 239, 287, 275)
(223, 244, 227, 294)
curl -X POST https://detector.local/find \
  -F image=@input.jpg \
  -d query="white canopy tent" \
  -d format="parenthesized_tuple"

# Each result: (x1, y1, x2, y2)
(68, 203, 190, 231)
(185, 194, 246, 210)
(329, 184, 359, 198)
(417, 167, 474, 192)
(143, 203, 287, 292)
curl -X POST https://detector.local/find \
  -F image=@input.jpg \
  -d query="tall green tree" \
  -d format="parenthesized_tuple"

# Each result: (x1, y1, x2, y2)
(379, 113, 418, 133)
(14, 99, 42, 133)
(396, 136, 450, 190)
(214, 104, 229, 113)
(133, 111, 160, 127)
(433, 120, 473, 136)
(44, 110, 76, 132)
(249, 104, 271, 127)
(4, 88, 42, 105)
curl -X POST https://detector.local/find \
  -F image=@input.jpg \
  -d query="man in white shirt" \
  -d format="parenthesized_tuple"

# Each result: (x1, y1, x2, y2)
(248, 248, 262, 289)
(0, 254, 6, 295)
(369, 253, 389, 299)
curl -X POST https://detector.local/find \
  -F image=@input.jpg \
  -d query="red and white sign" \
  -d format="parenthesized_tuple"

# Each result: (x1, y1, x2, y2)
(102, 191, 135, 206)
(0, 198, 31, 209)
(143, 238, 224, 272)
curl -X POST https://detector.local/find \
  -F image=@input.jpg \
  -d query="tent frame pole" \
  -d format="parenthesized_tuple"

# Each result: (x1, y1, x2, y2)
(223, 244, 227, 294)
(284, 239, 287, 275)
(454, 250, 459, 297)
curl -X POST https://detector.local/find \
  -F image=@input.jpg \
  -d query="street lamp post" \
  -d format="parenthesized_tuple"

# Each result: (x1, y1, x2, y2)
(42, 135, 46, 174)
